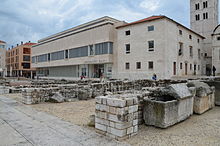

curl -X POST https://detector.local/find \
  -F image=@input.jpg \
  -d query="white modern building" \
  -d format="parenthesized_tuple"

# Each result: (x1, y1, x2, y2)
(0, 40, 6, 77)
(115, 16, 204, 79)
(32, 16, 125, 78)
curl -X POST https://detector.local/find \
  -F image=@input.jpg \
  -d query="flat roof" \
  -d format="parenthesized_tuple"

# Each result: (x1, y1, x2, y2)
(38, 16, 122, 43)
(116, 15, 205, 39)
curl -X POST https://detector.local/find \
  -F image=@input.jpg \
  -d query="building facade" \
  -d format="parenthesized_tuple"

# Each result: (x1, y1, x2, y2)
(212, 25, 220, 75)
(115, 16, 204, 80)
(0, 40, 6, 77)
(32, 15, 206, 80)
(190, 0, 219, 75)
(6, 42, 36, 78)
(32, 16, 125, 78)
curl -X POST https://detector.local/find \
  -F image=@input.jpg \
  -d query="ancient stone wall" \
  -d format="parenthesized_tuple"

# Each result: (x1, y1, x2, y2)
(95, 95, 139, 140)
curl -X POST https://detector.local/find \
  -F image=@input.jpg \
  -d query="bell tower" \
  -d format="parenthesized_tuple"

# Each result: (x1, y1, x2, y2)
(190, 0, 219, 75)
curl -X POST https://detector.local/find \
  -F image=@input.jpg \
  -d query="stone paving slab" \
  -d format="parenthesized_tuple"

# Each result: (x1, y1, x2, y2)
(0, 119, 32, 146)
(0, 95, 128, 146)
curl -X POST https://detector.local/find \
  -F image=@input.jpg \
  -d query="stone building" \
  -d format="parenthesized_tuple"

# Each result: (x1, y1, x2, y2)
(0, 40, 6, 77)
(190, 0, 219, 75)
(115, 16, 204, 79)
(31, 16, 125, 78)
(212, 25, 220, 74)
(6, 42, 36, 78)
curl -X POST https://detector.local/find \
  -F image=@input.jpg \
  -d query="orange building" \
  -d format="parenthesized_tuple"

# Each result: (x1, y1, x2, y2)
(6, 42, 36, 78)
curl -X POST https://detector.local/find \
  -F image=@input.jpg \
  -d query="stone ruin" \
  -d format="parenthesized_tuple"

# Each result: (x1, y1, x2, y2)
(95, 81, 216, 140)
(143, 83, 194, 128)
(10, 79, 185, 104)
(204, 80, 220, 106)
(95, 95, 139, 141)
(187, 81, 215, 114)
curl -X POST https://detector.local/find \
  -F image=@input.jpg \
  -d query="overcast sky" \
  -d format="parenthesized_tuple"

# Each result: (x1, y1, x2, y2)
(0, 0, 216, 47)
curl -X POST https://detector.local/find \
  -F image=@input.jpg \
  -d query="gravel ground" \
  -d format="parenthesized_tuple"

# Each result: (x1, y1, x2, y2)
(125, 106, 220, 146)
(5, 93, 95, 126)
(5, 93, 220, 145)
(31, 99, 95, 126)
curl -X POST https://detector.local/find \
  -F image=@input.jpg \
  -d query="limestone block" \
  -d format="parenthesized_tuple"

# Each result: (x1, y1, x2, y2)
(108, 127, 127, 137)
(95, 96, 102, 104)
(126, 127, 134, 134)
(128, 105, 138, 113)
(115, 122, 132, 130)
(95, 123, 107, 132)
(133, 125, 138, 133)
(99, 104, 109, 112)
(126, 98, 134, 106)
(117, 107, 128, 115)
(109, 107, 117, 114)
(95, 111, 108, 119)
(107, 98, 126, 107)
(95, 117, 109, 126)
(133, 119, 138, 126)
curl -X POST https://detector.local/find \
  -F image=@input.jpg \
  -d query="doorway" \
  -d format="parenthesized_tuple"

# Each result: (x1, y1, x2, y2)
(94, 64, 104, 78)
(173, 62, 176, 75)
(185, 63, 188, 75)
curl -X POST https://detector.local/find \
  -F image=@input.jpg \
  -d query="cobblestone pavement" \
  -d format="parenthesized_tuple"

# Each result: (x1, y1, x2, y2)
(0, 95, 127, 146)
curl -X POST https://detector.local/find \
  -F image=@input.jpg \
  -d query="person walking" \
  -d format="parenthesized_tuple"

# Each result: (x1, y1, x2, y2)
(213, 66, 216, 76)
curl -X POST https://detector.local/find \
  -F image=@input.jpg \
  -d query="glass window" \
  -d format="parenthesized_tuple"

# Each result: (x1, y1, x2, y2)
(65, 50, 68, 59)
(189, 46, 193, 57)
(95, 42, 108, 55)
(22, 63, 30, 69)
(125, 62, 130, 70)
(32, 56, 36, 63)
(23, 55, 30, 61)
(69, 46, 88, 58)
(148, 61, 154, 69)
(179, 42, 183, 56)
(148, 25, 154, 31)
(136, 62, 141, 69)
(125, 30, 130, 35)
(179, 30, 182, 35)
(47, 53, 50, 61)
(109, 42, 113, 54)
(38, 54, 47, 62)
(189, 35, 192, 39)
(51, 51, 64, 61)
(148, 41, 154, 51)
(126, 44, 130, 54)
